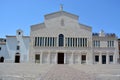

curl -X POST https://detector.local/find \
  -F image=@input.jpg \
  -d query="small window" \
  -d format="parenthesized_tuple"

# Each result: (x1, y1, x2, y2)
(4, 39, 6, 42)
(95, 55, 99, 62)
(35, 54, 40, 63)
(35, 54, 40, 60)
(18, 32, 21, 35)
(17, 46, 20, 50)
(81, 55, 86, 63)
(109, 55, 113, 62)
(93, 40, 100, 47)
(82, 55, 86, 60)
(0, 47, 1, 51)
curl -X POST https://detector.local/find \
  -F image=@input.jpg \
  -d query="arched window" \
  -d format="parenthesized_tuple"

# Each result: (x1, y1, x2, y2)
(18, 32, 21, 35)
(59, 34, 64, 47)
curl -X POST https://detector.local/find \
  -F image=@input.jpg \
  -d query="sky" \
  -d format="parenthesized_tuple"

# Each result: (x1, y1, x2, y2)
(0, 0, 120, 38)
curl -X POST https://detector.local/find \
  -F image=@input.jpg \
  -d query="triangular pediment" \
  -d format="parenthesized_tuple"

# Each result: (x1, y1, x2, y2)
(44, 11, 79, 20)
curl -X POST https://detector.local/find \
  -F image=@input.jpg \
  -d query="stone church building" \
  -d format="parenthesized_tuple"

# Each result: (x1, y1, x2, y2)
(0, 7, 119, 64)
(29, 8, 119, 64)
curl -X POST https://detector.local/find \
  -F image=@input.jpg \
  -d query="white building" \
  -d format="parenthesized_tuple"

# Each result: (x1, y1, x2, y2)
(0, 8, 119, 64)
(29, 8, 119, 64)
(0, 29, 29, 63)
(29, 9, 119, 64)
(0, 38, 8, 62)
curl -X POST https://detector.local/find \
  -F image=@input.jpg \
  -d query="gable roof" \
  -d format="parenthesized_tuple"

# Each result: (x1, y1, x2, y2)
(45, 11, 79, 20)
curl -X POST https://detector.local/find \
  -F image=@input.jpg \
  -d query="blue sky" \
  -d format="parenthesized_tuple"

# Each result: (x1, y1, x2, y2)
(0, 0, 120, 38)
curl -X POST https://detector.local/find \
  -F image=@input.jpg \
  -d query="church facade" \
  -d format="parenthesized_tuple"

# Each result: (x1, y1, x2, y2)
(29, 10, 119, 64)
(0, 9, 119, 64)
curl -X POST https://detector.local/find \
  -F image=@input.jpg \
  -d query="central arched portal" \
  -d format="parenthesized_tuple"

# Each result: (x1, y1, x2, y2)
(58, 53, 64, 64)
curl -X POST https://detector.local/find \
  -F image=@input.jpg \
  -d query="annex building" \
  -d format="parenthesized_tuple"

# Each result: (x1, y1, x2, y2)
(0, 30, 29, 63)
(0, 7, 119, 64)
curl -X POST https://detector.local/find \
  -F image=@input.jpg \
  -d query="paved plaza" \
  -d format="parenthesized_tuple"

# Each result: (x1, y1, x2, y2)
(0, 63, 120, 80)
(39, 65, 95, 80)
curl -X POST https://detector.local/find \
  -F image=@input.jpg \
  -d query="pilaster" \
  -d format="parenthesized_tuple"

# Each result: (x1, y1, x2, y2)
(48, 51, 50, 64)
(106, 52, 109, 64)
(56, 52, 58, 64)
(79, 53, 81, 64)
(71, 52, 74, 64)
(64, 53, 66, 64)
(99, 53, 102, 64)
(40, 52, 43, 64)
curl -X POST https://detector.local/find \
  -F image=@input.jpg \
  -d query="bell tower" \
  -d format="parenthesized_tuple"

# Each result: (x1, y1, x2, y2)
(16, 29, 23, 37)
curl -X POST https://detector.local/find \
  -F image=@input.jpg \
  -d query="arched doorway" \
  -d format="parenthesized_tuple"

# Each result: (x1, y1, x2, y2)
(0, 57, 4, 62)
(15, 53, 20, 63)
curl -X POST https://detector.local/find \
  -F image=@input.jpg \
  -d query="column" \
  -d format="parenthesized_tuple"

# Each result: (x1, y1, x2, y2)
(106, 53, 109, 64)
(36, 37, 38, 46)
(71, 38, 73, 47)
(84, 38, 85, 47)
(99, 53, 102, 64)
(48, 37, 50, 47)
(45, 37, 47, 47)
(43, 37, 45, 47)
(40, 52, 43, 64)
(64, 53, 66, 64)
(77, 38, 78, 47)
(82, 38, 83, 47)
(64, 37, 66, 47)
(55, 37, 57, 47)
(41, 37, 43, 46)
(87, 38, 88, 47)
(51, 37, 53, 47)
